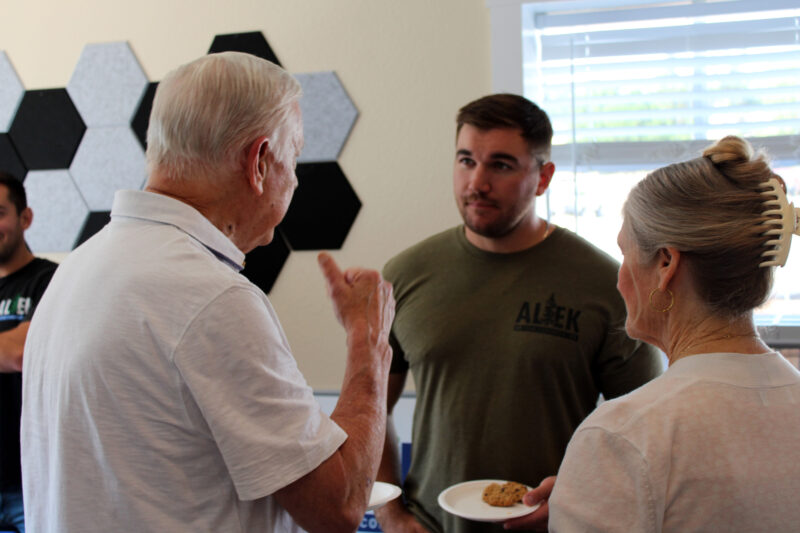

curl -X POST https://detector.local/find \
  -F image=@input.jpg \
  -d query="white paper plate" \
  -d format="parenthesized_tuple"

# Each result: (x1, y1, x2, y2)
(438, 479, 540, 522)
(367, 481, 402, 511)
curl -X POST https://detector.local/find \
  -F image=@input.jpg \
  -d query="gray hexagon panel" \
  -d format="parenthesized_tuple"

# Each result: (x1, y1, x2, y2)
(67, 42, 148, 127)
(0, 52, 24, 133)
(295, 71, 358, 163)
(25, 169, 89, 253)
(70, 126, 146, 211)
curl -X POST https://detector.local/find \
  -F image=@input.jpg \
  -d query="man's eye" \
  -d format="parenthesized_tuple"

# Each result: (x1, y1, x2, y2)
(492, 162, 513, 171)
(458, 158, 475, 167)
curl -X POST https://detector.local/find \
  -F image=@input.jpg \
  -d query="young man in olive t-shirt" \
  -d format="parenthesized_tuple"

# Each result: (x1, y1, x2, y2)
(375, 95, 662, 533)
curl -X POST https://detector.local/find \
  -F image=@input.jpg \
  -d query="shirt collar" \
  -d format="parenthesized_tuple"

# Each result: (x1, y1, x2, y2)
(110, 190, 246, 272)
(667, 351, 800, 387)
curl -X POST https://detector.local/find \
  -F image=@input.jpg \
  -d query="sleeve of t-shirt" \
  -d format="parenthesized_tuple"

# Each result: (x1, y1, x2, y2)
(549, 426, 658, 533)
(172, 285, 348, 501)
(23, 263, 57, 321)
(388, 330, 408, 374)
(594, 307, 663, 399)
(382, 262, 409, 375)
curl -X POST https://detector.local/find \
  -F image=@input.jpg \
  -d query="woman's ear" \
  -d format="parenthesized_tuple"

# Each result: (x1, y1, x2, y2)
(246, 136, 270, 195)
(657, 246, 681, 291)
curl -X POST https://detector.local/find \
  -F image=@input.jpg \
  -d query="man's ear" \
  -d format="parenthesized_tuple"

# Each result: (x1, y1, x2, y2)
(536, 162, 556, 196)
(246, 136, 270, 195)
(20, 206, 32, 231)
(656, 246, 681, 291)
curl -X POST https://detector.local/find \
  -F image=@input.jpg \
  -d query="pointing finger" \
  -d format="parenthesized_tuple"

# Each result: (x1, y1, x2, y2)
(317, 252, 343, 289)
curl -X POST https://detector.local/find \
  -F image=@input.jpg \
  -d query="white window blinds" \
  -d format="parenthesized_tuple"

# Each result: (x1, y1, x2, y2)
(522, 0, 800, 171)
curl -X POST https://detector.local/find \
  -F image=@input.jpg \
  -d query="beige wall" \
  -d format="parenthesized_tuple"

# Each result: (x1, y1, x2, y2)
(0, 0, 493, 389)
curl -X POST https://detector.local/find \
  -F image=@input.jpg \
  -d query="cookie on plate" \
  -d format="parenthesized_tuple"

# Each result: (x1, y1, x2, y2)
(481, 481, 527, 507)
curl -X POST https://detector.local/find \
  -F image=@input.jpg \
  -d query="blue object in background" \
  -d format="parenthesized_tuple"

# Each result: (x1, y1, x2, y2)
(359, 512, 382, 532)
(401, 442, 412, 482)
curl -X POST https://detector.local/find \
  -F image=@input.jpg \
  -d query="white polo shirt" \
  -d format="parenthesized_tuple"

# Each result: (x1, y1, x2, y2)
(550, 351, 800, 533)
(22, 190, 347, 533)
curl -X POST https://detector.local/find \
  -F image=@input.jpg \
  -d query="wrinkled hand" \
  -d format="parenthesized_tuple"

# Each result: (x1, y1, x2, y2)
(318, 252, 395, 351)
(503, 476, 555, 531)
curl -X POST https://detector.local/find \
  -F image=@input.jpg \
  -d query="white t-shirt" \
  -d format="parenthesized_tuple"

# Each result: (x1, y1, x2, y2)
(22, 190, 347, 533)
(549, 351, 800, 533)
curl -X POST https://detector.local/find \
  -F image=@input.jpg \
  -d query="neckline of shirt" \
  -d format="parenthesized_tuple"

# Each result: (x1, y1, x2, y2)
(110, 190, 246, 272)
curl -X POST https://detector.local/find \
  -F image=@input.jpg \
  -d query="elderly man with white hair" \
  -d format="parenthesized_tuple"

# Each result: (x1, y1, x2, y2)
(21, 52, 395, 533)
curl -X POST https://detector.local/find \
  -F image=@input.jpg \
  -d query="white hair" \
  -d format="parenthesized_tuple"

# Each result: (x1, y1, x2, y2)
(146, 51, 302, 180)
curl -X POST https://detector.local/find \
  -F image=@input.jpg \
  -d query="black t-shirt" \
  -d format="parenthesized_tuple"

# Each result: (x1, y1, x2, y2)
(0, 257, 57, 491)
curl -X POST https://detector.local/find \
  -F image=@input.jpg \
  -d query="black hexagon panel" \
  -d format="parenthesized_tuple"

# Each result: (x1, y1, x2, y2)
(0, 32, 361, 294)
(9, 89, 86, 170)
(0, 134, 25, 180)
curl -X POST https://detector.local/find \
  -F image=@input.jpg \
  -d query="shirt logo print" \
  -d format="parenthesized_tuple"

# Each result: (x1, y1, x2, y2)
(0, 295, 31, 320)
(514, 294, 580, 340)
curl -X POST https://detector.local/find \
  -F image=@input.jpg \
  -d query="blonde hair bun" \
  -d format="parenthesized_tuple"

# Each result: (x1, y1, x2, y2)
(702, 135, 773, 190)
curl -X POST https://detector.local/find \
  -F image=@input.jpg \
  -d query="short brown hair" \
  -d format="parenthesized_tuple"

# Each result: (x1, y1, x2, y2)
(456, 94, 553, 160)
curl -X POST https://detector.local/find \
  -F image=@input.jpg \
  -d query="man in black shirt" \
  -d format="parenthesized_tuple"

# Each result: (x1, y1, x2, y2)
(0, 172, 57, 533)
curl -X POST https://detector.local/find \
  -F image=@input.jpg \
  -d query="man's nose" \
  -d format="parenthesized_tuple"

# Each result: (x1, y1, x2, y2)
(468, 165, 492, 193)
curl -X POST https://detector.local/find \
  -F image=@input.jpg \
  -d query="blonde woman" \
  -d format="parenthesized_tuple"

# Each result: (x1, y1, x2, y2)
(546, 136, 800, 532)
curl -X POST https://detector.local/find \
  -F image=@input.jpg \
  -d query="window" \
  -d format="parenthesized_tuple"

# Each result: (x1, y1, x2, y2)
(488, 0, 800, 348)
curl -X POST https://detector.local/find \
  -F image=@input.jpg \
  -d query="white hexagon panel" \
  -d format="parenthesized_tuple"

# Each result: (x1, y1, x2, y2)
(70, 126, 146, 211)
(295, 71, 358, 163)
(0, 51, 24, 133)
(25, 169, 89, 252)
(67, 42, 148, 127)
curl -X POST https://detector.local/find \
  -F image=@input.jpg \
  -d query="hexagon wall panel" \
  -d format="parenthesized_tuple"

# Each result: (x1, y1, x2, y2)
(70, 126, 146, 211)
(0, 51, 24, 133)
(2, 32, 363, 294)
(8, 89, 85, 170)
(280, 162, 361, 250)
(75, 210, 110, 248)
(132, 81, 158, 150)
(0, 134, 26, 180)
(242, 231, 291, 295)
(24, 169, 88, 253)
(295, 72, 358, 163)
(208, 31, 282, 65)
(67, 42, 148, 128)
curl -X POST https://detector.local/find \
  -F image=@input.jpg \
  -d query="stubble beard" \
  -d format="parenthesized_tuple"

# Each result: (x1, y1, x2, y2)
(0, 235, 22, 265)
(459, 195, 528, 239)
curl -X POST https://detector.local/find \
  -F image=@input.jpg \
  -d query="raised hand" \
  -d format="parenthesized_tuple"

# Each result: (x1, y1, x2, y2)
(318, 252, 394, 354)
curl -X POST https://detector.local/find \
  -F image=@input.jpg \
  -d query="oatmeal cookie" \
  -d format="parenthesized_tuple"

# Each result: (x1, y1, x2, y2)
(481, 481, 527, 507)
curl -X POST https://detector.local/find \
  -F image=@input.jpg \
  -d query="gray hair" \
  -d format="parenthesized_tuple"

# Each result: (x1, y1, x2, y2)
(623, 135, 778, 317)
(146, 52, 302, 180)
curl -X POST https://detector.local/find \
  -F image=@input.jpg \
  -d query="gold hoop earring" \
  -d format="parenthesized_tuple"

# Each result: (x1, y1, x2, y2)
(649, 288, 674, 313)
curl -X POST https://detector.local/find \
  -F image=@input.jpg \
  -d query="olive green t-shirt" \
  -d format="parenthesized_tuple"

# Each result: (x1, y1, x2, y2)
(383, 225, 662, 533)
